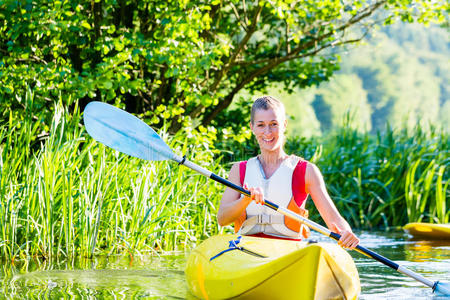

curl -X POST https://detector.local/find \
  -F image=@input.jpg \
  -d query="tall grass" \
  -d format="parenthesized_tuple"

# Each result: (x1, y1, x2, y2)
(284, 122, 449, 229)
(434, 165, 449, 223)
(0, 93, 226, 261)
(1, 92, 448, 260)
(219, 116, 449, 229)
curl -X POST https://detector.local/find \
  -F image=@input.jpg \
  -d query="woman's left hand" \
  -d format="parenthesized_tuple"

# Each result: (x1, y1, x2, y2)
(333, 223, 359, 250)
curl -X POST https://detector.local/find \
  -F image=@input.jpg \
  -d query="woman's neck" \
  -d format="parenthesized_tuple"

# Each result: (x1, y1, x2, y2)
(258, 150, 288, 167)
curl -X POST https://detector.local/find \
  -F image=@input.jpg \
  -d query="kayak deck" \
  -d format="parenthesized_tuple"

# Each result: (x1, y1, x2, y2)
(403, 223, 450, 240)
(185, 234, 360, 299)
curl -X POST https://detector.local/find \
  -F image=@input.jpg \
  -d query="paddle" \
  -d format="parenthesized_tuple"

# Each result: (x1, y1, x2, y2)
(83, 101, 450, 296)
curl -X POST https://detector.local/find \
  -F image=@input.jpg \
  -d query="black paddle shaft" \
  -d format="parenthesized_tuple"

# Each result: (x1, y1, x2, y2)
(210, 173, 279, 211)
(208, 170, 442, 291)
(329, 232, 399, 270)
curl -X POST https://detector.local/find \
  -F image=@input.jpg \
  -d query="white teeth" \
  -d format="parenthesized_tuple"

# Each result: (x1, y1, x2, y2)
(263, 138, 274, 142)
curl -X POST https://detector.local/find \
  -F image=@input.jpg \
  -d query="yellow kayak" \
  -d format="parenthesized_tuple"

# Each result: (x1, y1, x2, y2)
(403, 223, 450, 240)
(185, 234, 360, 299)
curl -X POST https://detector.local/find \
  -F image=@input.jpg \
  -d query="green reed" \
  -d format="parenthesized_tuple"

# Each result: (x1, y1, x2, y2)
(283, 122, 449, 229)
(0, 97, 225, 260)
(221, 116, 448, 229)
(1, 92, 448, 260)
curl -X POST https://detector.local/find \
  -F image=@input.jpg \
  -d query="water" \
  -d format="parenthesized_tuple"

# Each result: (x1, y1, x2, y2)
(348, 232, 450, 299)
(1, 231, 449, 299)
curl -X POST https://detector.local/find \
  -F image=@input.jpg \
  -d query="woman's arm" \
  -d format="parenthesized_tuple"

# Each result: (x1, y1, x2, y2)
(217, 163, 264, 226)
(305, 163, 359, 249)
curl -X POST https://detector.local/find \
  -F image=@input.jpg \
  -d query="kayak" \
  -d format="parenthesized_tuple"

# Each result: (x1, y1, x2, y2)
(185, 234, 360, 299)
(403, 223, 450, 240)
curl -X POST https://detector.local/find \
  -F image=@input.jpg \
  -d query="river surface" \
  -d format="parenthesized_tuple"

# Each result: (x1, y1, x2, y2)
(1, 231, 449, 299)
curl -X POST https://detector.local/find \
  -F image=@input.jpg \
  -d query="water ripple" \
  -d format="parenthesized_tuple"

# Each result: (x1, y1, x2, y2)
(1, 231, 449, 299)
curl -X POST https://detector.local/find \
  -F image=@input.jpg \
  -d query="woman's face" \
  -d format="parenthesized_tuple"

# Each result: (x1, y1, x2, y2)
(250, 108, 286, 152)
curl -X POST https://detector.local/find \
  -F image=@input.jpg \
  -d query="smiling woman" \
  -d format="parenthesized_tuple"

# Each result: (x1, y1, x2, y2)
(217, 96, 360, 248)
(250, 96, 287, 154)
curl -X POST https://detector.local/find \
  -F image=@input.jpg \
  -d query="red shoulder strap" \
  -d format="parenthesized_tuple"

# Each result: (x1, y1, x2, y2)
(292, 160, 308, 206)
(239, 161, 247, 186)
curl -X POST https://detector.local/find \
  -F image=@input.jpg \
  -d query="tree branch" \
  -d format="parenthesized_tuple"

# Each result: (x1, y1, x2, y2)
(198, 0, 386, 127)
(233, 0, 385, 67)
(229, 2, 248, 31)
(189, 4, 263, 119)
(242, 0, 249, 25)
(200, 30, 373, 127)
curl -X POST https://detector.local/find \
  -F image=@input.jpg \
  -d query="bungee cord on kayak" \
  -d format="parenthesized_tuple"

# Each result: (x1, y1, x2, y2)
(209, 236, 267, 261)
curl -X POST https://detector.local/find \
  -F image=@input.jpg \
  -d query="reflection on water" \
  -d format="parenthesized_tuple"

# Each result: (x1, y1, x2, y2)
(352, 233, 450, 300)
(2, 255, 189, 299)
(1, 231, 449, 299)
(405, 240, 450, 262)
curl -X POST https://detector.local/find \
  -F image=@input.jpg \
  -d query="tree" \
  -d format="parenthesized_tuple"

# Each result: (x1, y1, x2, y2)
(0, 0, 447, 132)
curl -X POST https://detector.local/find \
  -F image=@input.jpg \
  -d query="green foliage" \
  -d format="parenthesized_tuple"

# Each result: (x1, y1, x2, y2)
(349, 36, 442, 132)
(311, 74, 371, 132)
(405, 159, 436, 223)
(306, 123, 449, 228)
(218, 119, 449, 229)
(275, 22, 449, 135)
(434, 165, 449, 223)
(1, 0, 447, 135)
(0, 94, 227, 260)
(1, 94, 448, 259)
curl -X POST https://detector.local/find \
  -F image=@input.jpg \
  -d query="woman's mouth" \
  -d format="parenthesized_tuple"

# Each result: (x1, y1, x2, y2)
(262, 137, 274, 143)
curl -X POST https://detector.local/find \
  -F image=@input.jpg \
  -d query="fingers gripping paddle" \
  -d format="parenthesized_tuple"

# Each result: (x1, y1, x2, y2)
(83, 101, 450, 296)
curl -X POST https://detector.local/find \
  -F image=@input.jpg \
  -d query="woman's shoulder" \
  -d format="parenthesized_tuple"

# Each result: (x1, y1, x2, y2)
(289, 155, 320, 175)
(229, 159, 250, 172)
(226, 163, 241, 185)
(304, 161, 324, 183)
(289, 154, 310, 164)
(229, 162, 240, 171)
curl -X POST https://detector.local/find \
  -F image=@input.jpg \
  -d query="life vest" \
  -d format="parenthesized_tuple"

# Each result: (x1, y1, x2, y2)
(234, 155, 310, 239)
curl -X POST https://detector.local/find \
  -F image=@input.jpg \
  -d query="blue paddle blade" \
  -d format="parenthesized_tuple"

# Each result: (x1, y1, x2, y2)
(435, 281, 450, 296)
(83, 101, 177, 162)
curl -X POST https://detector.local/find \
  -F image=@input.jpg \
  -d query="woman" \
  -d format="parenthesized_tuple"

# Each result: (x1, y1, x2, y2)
(217, 96, 359, 249)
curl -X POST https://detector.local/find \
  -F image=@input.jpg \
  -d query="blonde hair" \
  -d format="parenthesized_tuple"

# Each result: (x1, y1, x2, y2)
(250, 96, 286, 124)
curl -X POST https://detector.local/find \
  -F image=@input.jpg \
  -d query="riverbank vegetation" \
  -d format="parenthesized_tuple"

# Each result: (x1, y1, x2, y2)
(1, 95, 447, 261)
(1, 0, 448, 261)
(1, 94, 225, 260)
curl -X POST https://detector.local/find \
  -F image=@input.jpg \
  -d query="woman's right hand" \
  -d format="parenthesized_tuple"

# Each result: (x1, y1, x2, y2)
(243, 183, 265, 206)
